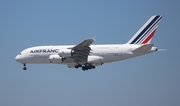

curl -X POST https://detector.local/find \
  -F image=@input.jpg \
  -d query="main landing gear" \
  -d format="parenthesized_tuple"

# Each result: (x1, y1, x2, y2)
(75, 64, 82, 69)
(23, 64, 27, 70)
(75, 64, 95, 71)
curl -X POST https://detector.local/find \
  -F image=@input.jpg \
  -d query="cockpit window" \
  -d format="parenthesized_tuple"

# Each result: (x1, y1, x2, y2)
(19, 53, 22, 55)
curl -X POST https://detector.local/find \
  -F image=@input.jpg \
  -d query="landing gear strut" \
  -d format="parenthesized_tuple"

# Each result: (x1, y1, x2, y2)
(23, 64, 27, 70)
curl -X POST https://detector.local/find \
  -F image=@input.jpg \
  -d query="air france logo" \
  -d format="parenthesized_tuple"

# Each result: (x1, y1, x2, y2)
(30, 49, 58, 53)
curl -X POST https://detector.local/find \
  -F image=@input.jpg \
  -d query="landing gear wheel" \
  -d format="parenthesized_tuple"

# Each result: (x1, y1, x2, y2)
(23, 67, 27, 70)
(82, 66, 86, 71)
(23, 64, 27, 70)
(75, 64, 82, 69)
(75, 65, 79, 69)
(81, 64, 96, 71)
(78, 64, 82, 67)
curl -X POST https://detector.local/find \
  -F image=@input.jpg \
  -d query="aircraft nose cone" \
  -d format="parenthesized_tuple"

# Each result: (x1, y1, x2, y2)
(15, 55, 21, 62)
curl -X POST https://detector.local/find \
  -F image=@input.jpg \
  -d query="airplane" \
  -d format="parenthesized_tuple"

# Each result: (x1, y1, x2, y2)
(15, 15, 162, 71)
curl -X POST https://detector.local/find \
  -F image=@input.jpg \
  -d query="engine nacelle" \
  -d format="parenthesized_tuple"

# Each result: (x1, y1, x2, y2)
(58, 49, 74, 57)
(49, 55, 62, 63)
(88, 56, 104, 64)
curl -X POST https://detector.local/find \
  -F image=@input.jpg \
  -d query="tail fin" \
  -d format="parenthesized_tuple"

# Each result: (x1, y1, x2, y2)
(127, 15, 162, 44)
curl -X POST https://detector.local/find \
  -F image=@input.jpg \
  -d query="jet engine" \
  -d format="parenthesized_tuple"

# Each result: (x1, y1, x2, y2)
(58, 49, 74, 57)
(49, 55, 63, 63)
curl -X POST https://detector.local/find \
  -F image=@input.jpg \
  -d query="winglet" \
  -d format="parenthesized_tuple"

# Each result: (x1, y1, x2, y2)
(92, 36, 96, 41)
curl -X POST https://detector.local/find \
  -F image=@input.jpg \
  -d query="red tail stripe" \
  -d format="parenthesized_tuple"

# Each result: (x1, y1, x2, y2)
(142, 29, 156, 44)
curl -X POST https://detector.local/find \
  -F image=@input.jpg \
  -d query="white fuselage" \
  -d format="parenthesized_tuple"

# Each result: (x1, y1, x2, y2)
(15, 44, 156, 66)
(15, 15, 162, 70)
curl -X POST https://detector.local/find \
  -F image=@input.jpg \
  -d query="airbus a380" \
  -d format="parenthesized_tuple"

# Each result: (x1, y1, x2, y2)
(15, 15, 162, 71)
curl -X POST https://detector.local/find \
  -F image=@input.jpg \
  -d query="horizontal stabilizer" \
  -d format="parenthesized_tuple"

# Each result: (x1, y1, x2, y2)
(133, 44, 153, 52)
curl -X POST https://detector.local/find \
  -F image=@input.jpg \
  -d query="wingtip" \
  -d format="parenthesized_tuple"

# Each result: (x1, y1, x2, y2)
(92, 36, 96, 41)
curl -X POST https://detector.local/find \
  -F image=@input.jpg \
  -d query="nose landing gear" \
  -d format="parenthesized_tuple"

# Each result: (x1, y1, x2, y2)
(23, 64, 27, 70)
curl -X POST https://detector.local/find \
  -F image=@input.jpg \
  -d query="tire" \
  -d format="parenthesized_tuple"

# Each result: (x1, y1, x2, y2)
(23, 67, 27, 70)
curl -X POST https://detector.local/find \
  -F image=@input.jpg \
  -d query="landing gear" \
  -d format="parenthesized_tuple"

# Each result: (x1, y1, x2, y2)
(75, 64, 82, 69)
(82, 64, 95, 71)
(23, 64, 27, 70)
(23, 67, 27, 70)
(74, 63, 95, 71)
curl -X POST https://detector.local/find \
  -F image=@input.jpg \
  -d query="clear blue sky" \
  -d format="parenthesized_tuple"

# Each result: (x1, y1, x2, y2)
(1, 0, 180, 106)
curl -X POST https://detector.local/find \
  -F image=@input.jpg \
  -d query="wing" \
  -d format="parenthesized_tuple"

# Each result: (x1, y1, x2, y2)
(64, 37, 95, 63)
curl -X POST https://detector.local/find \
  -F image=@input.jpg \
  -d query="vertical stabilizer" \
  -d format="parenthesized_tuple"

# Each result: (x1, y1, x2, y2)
(127, 15, 162, 44)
